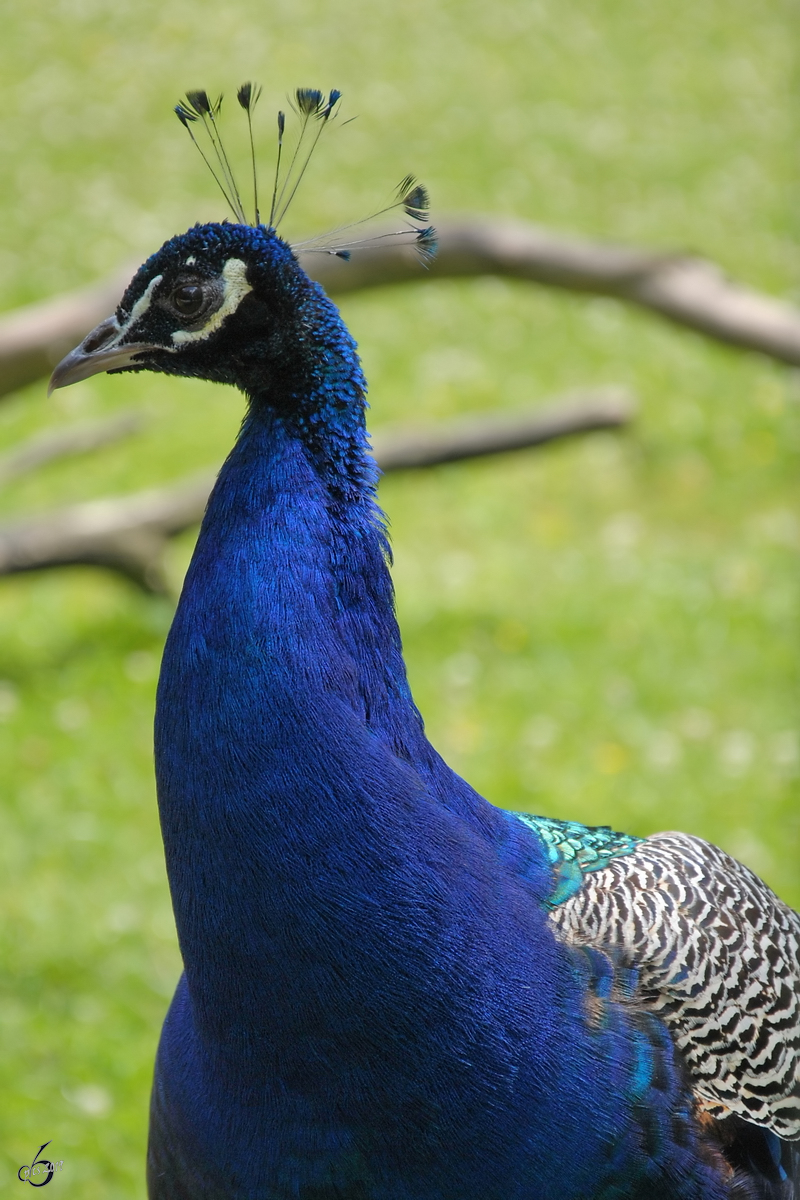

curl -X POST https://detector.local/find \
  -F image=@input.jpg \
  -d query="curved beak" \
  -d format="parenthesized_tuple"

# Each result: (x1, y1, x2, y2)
(48, 315, 163, 395)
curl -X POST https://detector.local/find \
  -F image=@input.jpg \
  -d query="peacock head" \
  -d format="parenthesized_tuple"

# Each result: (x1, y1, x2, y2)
(50, 85, 434, 398)
(49, 222, 315, 396)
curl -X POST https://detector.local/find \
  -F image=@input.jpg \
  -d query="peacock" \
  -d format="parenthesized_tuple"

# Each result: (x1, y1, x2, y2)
(50, 85, 799, 1200)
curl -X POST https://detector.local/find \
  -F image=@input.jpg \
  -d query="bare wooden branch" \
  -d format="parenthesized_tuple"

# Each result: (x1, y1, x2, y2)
(0, 411, 144, 485)
(0, 475, 212, 594)
(303, 220, 800, 365)
(371, 388, 632, 470)
(1, 218, 798, 401)
(0, 390, 634, 593)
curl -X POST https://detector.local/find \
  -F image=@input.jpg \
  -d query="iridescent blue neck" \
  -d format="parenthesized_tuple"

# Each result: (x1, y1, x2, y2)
(184, 403, 417, 750)
(243, 265, 378, 504)
(155, 282, 487, 921)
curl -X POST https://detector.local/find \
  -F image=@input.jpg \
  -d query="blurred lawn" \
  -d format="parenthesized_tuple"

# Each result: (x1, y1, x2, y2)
(0, 0, 798, 1194)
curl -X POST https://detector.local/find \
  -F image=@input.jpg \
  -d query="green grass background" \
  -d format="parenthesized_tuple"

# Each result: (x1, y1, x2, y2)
(0, 0, 798, 1192)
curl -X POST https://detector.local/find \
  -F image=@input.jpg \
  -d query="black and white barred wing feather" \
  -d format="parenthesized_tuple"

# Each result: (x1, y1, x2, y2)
(549, 832, 800, 1139)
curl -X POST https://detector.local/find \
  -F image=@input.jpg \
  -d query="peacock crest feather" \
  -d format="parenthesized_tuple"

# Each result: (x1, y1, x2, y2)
(173, 83, 436, 263)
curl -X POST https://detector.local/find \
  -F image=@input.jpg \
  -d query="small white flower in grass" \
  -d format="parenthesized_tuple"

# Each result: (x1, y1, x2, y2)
(54, 698, 89, 732)
(770, 731, 799, 773)
(679, 708, 714, 740)
(719, 730, 755, 776)
(72, 995, 106, 1024)
(124, 650, 158, 682)
(62, 1084, 112, 1118)
(444, 652, 479, 689)
(105, 902, 140, 934)
(68, 812, 98, 842)
(522, 715, 559, 750)
(440, 551, 475, 591)
(750, 508, 798, 547)
(0, 680, 18, 720)
(727, 830, 773, 877)
(601, 512, 642, 556)
(647, 731, 682, 771)
(604, 676, 633, 708)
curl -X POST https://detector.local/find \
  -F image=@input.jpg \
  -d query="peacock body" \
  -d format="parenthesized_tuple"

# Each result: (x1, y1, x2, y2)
(50, 89, 799, 1200)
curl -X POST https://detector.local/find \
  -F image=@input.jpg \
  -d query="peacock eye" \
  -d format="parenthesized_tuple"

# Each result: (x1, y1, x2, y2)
(171, 284, 205, 317)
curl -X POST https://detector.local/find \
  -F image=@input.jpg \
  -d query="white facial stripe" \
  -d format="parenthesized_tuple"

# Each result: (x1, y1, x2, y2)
(115, 274, 164, 343)
(185, 256, 196, 265)
(172, 259, 252, 346)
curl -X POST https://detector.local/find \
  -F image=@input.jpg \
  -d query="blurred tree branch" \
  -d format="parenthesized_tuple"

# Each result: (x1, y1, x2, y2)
(0, 268, 136, 399)
(0, 411, 144, 485)
(372, 389, 632, 469)
(1, 218, 799, 401)
(307, 220, 800, 368)
(0, 389, 633, 593)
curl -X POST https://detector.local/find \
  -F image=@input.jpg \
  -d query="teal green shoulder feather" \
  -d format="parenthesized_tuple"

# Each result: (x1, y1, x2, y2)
(513, 813, 641, 908)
